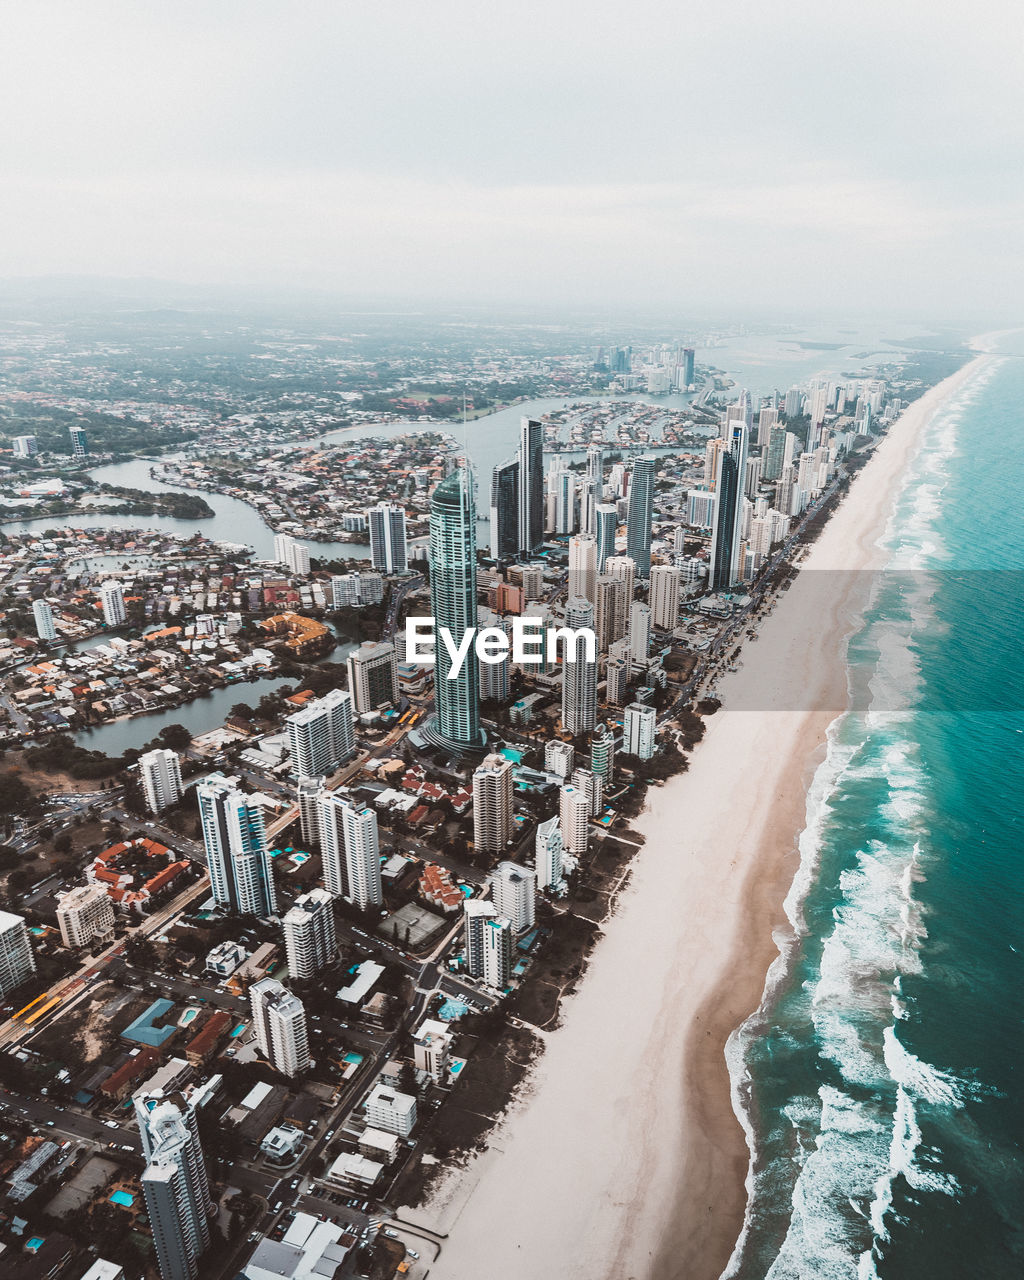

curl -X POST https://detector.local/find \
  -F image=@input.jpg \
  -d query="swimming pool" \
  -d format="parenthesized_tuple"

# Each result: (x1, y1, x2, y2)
(178, 1007, 201, 1026)
(109, 1190, 134, 1207)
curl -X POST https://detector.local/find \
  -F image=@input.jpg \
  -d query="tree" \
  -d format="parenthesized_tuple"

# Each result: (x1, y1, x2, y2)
(156, 723, 192, 751)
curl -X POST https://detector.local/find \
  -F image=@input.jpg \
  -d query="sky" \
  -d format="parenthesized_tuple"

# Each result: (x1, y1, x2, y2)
(2, 0, 1022, 320)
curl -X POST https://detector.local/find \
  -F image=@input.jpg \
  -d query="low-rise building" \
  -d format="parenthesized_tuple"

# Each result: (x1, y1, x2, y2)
(363, 1083, 417, 1137)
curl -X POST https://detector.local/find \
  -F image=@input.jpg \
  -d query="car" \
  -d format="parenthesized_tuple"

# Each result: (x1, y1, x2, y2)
(324, 1129, 335, 1140)
(384, 1228, 399, 1239)
(46, 1120, 55, 1127)
(273, 1201, 283, 1211)
(408, 1251, 420, 1260)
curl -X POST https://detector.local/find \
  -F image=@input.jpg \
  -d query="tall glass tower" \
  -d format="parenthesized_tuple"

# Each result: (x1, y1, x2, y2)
(709, 422, 749, 589)
(517, 417, 544, 555)
(625, 456, 655, 578)
(426, 467, 485, 752)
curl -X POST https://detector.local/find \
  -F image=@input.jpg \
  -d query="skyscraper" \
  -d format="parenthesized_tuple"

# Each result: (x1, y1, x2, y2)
(571, 766, 604, 818)
(317, 789, 350, 899)
(100, 580, 126, 626)
(340, 801, 383, 909)
(590, 722, 615, 786)
(32, 598, 56, 641)
(139, 748, 183, 814)
(0, 911, 35, 998)
(489, 861, 536, 933)
(286, 688, 354, 778)
(681, 347, 695, 388)
(534, 816, 564, 892)
(763, 425, 788, 481)
(629, 600, 651, 662)
(649, 564, 680, 631)
(136, 1092, 212, 1280)
(625, 457, 655, 577)
(624, 702, 657, 759)
(568, 534, 598, 604)
(463, 899, 512, 989)
(250, 978, 310, 1076)
(595, 503, 617, 571)
(559, 784, 590, 855)
(347, 640, 399, 714)
(296, 775, 324, 847)
(553, 466, 576, 536)
(490, 457, 519, 559)
(586, 444, 604, 484)
(69, 426, 88, 456)
(426, 468, 484, 752)
(368, 503, 408, 574)
(604, 554, 635, 619)
(518, 417, 544, 555)
(545, 739, 575, 779)
(594, 574, 626, 651)
(197, 776, 277, 917)
(472, 753, 514, 854)
(560, 597, 598, 735)
(709, 422, 748, 590)
(282, 888, 336, 980)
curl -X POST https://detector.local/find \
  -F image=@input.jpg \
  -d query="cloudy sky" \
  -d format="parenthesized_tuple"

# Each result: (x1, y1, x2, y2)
(2, 1, 1021, 319)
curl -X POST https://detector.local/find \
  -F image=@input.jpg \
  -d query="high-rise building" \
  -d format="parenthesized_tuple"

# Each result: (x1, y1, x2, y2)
(296, 775, 323, 847)
(197, 776, 277, 917)
(552, 465, 576, 536)
(629, 600, 651, 661)
(745, 454, 763, 499)
(273, 533, 310, 576)
(368, 503, 408, 574)
(784, 387, 803, 419)
(687, 489, 715, 528)
(56, 884, 115, 949)
(534, 816, 564, 892)
(340, 800, 383, 909)
(623, 702, 657, 759)
(682, 347, 695, 387)
(763, 425, 788, 481)
(586, 444, 604, 484)
(364, 1084, 418, 1136)
(559, 784, 590, 855)
(472, 753, 514, 855)
(463, 899, 512, 989)
(250, 978, 310, 1076)
(649, 564, 680, 631)
(568, 534, 598, 604)
(426, 468, 484, 752)
(347, 640, 399, 714)
(137, 1092, 212, 1280)
(317, 789, 350, 899)
(286, 688, 354, 778)
(561, 597, 598, 735)
(545, 739, 575, 780)
(594, 503, 618, 571)
(709, 422, 748, 590)
(282, 888, 336, 980)
(0, 911, 35, 998)
(140, 748, 184, 814)
(590, 722, 615, 786)
(571, 767, 603, 818)
(12, 434, 37, 457)
(625, 457, 655, 577)
(32, 598, 56, 641)
(594, 574, 626, 651)
(490, 457, 519, 559)
(757, 405, 778, 445)
(489, 861, 536, 933)
(580, 478, 600, 536)
(605, 650, 629, 706)
(604, 554, 636, 610)
(100, 580, 126, 626)
(517, 417, 544, 555)
(69, 426, 88, 457)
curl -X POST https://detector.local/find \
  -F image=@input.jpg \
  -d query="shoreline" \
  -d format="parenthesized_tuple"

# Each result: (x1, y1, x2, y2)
(417, 355, 987, 1280)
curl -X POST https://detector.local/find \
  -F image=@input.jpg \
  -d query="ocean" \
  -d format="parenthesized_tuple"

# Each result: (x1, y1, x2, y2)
(725, 344, 1024, 1278)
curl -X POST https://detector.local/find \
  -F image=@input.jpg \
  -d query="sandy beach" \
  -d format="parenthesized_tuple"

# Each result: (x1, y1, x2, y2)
(415, 357, 985, 1280)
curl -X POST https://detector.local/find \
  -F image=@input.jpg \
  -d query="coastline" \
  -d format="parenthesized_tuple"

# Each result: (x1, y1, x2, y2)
(416, 355, 987, 1280)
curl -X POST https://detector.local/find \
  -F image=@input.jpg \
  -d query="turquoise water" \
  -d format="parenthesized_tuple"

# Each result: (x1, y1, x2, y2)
(109, 1190, 134, 1207)
(727, 351, 1024, 1279)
